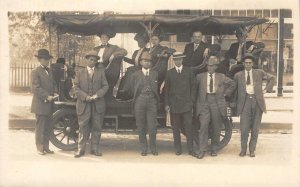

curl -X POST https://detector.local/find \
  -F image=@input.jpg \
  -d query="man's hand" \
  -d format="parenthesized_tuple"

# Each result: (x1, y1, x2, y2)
(47, 96, 54, 102)
(165, 105, 170, 112)
(91, 94, 98, 100)
(203, 48, 209, 58)
(85, 96, 93, 102)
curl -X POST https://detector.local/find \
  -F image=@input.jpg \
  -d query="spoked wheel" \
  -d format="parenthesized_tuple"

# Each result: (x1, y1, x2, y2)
(50, 108, 79, 150)
(213, 117, 233, 151)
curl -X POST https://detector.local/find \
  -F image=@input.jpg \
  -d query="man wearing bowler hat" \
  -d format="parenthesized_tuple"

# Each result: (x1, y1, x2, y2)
(74, 51, 109, 158)
(31, 49, 56, 155)
(130, 51, 160, 156)
(164, 52, 196, 156)
(94, 26, 127, 68)
(234, 53, 275, 157)
(195, 56, 236, 159)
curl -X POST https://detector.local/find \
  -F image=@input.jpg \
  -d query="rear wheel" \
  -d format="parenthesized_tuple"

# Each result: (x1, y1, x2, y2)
(50, 108, 79, 150)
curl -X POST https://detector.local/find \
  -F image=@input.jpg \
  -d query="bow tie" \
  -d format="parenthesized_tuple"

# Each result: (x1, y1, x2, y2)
(100, 44, 108, 48)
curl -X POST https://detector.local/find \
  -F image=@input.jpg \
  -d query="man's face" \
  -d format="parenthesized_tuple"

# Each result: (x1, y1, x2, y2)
(173, 58, 183, 67)
(137, 39, 147, 48)
(87, 56, 98, 68)
(192, 31, 203, 44)
(38, 58, 50, 67)
(140, 59, 152, 69)
(151, 36, 160, 46)
(100, 34, 110, 44)
(244, 58, 253, 71)
(207, 65, 218, 74)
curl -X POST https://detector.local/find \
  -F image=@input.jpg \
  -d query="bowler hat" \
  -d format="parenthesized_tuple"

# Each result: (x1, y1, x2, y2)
(140, 52, 152, 61)
(85, 51, 100, 60)
(172, 52, 186, 59)
(97, 26, 116, 38)
(35, 49, 53, 59)
(207, 56, 219, 66)
(242, 53, 256, 62)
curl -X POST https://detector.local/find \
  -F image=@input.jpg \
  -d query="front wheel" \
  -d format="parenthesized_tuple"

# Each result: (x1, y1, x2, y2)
(50, 108, 79, 150)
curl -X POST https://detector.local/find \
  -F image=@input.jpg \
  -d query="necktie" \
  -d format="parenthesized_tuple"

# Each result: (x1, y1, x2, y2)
(146, 70, 149, 77)
(194, 44, 199, 51)
(43, 66, 49, 74)
(177, 69, 180, 74)
(209, 73, 213, 93)
(247, 71, 251, 85)
(100, 44, 107, 48)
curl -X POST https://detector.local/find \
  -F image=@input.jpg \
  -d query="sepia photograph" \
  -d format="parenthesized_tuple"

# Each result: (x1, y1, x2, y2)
(0, 0, 299, 186)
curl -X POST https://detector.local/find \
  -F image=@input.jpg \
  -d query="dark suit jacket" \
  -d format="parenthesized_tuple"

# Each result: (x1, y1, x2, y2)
(182, 42, 210, 67)
(234, 69, 275, 115)
(123, 48, 150, 67)
(195, 72, 236, 117)
(94, 43, 127, 67)
(31, 66, 56, 115)
(74, 67, 109, 115)
(150, 44, 170, 83)
(227, 41, 254, 62)
(130, 69, 160, 110)
(164, 67, 196, 113)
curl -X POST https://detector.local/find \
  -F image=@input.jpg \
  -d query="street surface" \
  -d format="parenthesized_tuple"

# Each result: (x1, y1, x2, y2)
(0, 130, 299, 187)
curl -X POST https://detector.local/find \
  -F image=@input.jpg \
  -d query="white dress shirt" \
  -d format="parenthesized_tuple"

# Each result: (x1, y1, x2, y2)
(245, 69, 254, 94)
(207, 72, 215, 93)
(98, 43, 107, 62)
(194, 43, 199, 51)
(175, 65, 183, 73)
(142, 68, 149, 76)
(87, 66, 95, 78)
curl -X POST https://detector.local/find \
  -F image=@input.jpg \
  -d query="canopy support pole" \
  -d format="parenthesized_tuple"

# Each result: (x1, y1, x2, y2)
(139, 22, 160, 49)
(277, 9, 284, 96)
(56, 31, 60, 58)
(48, 24, 52, 55)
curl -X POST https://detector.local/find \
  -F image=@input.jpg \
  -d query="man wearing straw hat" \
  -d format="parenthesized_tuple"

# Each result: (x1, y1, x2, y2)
(31, 49, 56, 155)
(164, 52, 196, 156)
(73, 51, 109, 158)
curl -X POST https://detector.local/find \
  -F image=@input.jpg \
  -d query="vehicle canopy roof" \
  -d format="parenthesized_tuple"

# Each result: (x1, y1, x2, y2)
(42, 13, 268, 36)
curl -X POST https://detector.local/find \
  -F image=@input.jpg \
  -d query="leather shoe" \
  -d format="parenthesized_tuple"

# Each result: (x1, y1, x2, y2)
(188, 151, 196, 157)
(250, 152, 255, 157)
(239, 151, 246, 157)
(175, 150, 182, 155)
(196, 152, 205, 159)
(37, 150, 45, 155)
(151, 151, 158, 156)
(141, 151, 147, 156)
(91, 150, 102, 156)
(44, 149, 54, 154)
(74, 150, 85, 158)
(211, 150, 217, 157)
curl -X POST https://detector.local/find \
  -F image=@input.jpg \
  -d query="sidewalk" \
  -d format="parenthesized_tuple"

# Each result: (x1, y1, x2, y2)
(9, 92, 293, 132)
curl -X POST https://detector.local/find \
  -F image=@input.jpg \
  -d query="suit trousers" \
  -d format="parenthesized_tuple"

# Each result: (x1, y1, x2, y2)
(35, 114, 52, 152)
(134, 96, 157, 152)
(77, 102, 104, 152)
(171, 110, 193, 152)
(240, 94, 263, 153)
(198, 94, 222, 153)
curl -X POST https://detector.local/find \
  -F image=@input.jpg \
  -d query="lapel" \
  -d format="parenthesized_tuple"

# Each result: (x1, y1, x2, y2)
(241, 71, 246, 91)
(102, 43, 111, 61)
(214, 73, 220, 92)
(38, 66, 53, 82)
(202, 73, 207, 94)
(92, 68, 98, 84)
(252, 69, 257, 88)
(135, 71, 144, 95)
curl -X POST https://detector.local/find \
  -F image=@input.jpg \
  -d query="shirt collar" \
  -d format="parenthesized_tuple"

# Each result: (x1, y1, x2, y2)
(245, 69, 252, 73)
(175, 65, 183, 72)
(87, 66, 95, 71)
(142, 68, 149, 75)
(208, 72, 215, 76)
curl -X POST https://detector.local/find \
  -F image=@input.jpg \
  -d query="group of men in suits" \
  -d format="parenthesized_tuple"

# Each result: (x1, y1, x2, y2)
(31, 27, 275, 159)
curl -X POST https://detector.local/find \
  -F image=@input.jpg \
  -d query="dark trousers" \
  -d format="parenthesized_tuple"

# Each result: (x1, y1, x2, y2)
(134, 96, 157, 152)
(240, 94, 263, 153)
(171, 110, 193, 152)
(198, 94, 222, 153)
(35, 114, 52, 152)
(77, 103, 104, 152)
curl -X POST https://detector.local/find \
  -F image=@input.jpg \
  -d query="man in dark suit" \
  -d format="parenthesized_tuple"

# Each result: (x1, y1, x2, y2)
(195, 56, 236, 159)
(31, 49, 56, 155)
(234, 53, 275, 157)
(164, 52, 196, 156)
(73, 51, 109, 158)
(183, 31, 210, 74)
(117, 32, 150, 100)
(130, 52, 160, 156)
(94, 26, 127, 69)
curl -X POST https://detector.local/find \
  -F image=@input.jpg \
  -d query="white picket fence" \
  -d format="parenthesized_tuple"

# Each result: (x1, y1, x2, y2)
(9, 63, 40, 88)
